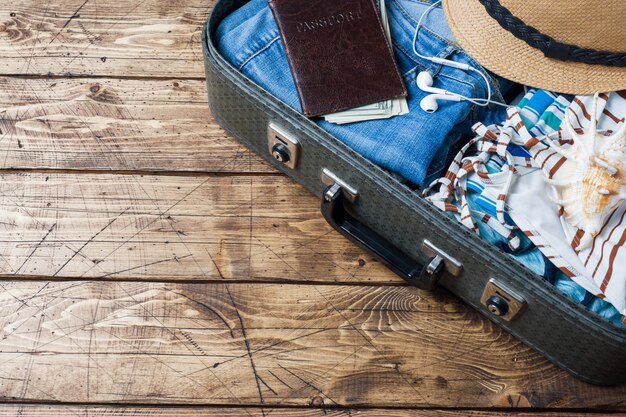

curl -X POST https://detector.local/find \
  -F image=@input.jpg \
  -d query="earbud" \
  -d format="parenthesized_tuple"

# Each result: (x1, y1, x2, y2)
(417, 71, 461, 113)
(420, 93, 462, 113)
(412, 0, 509, 113)
(416, 71, 445, 94)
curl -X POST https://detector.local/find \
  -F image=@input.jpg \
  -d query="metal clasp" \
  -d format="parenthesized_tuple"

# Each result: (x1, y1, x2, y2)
(421, 239, 463, 277)
(481, 278, 527, 321)
(321, 168, 359, 203)
(268, 122, 300, 169)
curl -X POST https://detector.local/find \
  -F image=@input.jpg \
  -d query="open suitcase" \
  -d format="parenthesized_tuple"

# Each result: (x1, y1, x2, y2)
(203, 0, 626, 385)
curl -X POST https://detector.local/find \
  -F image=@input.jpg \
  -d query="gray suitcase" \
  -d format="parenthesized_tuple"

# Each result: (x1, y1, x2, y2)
(202, 0, 626, 385)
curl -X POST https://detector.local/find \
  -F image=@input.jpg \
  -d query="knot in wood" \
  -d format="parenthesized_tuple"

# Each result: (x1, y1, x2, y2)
(310, 396, 324, 407)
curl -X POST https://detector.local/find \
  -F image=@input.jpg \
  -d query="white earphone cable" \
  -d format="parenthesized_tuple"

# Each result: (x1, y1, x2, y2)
(412, 0, 508, 109)
(411, 0, 442, 60)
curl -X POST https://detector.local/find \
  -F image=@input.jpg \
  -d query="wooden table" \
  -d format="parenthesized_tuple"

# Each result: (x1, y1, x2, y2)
(0, 1, 623, 415)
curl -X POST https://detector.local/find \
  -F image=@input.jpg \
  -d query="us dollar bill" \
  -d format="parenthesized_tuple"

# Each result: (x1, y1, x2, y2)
(324, 0, 409, 125)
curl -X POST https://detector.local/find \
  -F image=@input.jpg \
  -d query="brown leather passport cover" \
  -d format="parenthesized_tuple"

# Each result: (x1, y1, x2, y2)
(268, 0, 407, 117)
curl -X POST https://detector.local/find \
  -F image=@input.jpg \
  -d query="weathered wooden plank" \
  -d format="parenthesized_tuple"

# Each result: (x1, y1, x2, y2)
(0, 77, 271, 172)
(0, 404, 621, 416)
(0, 281, 623, 409)
(0, 0, 210, 77)
(0, 172, 393, 282)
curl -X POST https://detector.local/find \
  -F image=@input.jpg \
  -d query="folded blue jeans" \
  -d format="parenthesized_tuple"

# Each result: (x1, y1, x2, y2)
(215, 0, 512, 186)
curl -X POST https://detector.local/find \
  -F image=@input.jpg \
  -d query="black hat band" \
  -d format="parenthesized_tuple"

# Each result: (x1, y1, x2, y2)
(479, 0, 626, 67)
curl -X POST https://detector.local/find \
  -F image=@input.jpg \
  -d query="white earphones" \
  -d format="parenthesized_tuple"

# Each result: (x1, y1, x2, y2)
(416, 71, 461, 113)
(412, 0, 508, 113)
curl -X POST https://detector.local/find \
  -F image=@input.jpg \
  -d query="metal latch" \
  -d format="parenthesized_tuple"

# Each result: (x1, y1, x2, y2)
(421, 239, 463, 277)
(268, 122, 300, 169)
(321, 168, 359, 203)
(481, 278, 527, 321)
(409, 255, 445, 291)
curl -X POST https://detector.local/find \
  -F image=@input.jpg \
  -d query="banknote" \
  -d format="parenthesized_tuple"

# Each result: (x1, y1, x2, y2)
(324, 0, 409, 125)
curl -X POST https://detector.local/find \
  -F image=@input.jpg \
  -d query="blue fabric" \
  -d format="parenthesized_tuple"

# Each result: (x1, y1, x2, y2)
(468, 89, 571, 218)
(518, 89, 557, 128)
(544, 265, 626, 326)
(460, 88, 625, 326)
(466, 192, 624, 326)
(465, 192, 547, 277)
(215, 0, 512, 186)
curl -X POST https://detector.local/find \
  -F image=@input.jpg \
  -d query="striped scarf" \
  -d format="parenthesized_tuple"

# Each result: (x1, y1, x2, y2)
(425, 90, 626, 320)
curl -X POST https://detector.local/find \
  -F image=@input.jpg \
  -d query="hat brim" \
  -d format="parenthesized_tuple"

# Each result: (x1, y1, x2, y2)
(443, 0, 626, 94)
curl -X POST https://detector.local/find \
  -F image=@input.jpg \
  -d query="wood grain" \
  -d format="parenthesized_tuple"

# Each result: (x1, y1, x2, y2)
(0, 0, 209, 78)
(0, 0, 624, 413)
(0, 77, 271, 173)
(0, 172, 394, 282)
(0, 281, 624, 409)
(0, 404, 622, 416)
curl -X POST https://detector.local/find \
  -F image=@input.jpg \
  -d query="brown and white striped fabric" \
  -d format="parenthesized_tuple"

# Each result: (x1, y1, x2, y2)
(424, 126, 522, 251)
(480, 92, 626, 315)
(425, 90, 626, 316)
(546, 92, 626, 316)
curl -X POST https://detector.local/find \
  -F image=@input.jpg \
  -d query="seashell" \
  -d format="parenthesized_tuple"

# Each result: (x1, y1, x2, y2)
(545, 93, 626, 250)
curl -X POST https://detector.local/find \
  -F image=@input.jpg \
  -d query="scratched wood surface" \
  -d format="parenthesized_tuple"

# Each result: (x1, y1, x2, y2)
(0, 0, 624, 416)
(0, 0, 209, 78)
(0, 406, 622, 417)
(0, 77, 271, 172)
(0, 172, 391, 281)
(0, 281, 625, 409)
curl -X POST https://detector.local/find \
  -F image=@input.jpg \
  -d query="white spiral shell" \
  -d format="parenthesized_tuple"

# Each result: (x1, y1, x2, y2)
(546, 93, 626, 250)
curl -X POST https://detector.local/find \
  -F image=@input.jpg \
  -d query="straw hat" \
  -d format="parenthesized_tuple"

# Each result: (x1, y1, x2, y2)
(442, 0, 626, 94)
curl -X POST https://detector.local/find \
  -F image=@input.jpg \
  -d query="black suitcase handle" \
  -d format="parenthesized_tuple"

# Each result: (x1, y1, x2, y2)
(321, 184, 444, 290)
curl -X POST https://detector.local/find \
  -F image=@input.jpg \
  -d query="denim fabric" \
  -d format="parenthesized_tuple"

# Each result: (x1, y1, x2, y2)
(215, 0, 512, 186)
